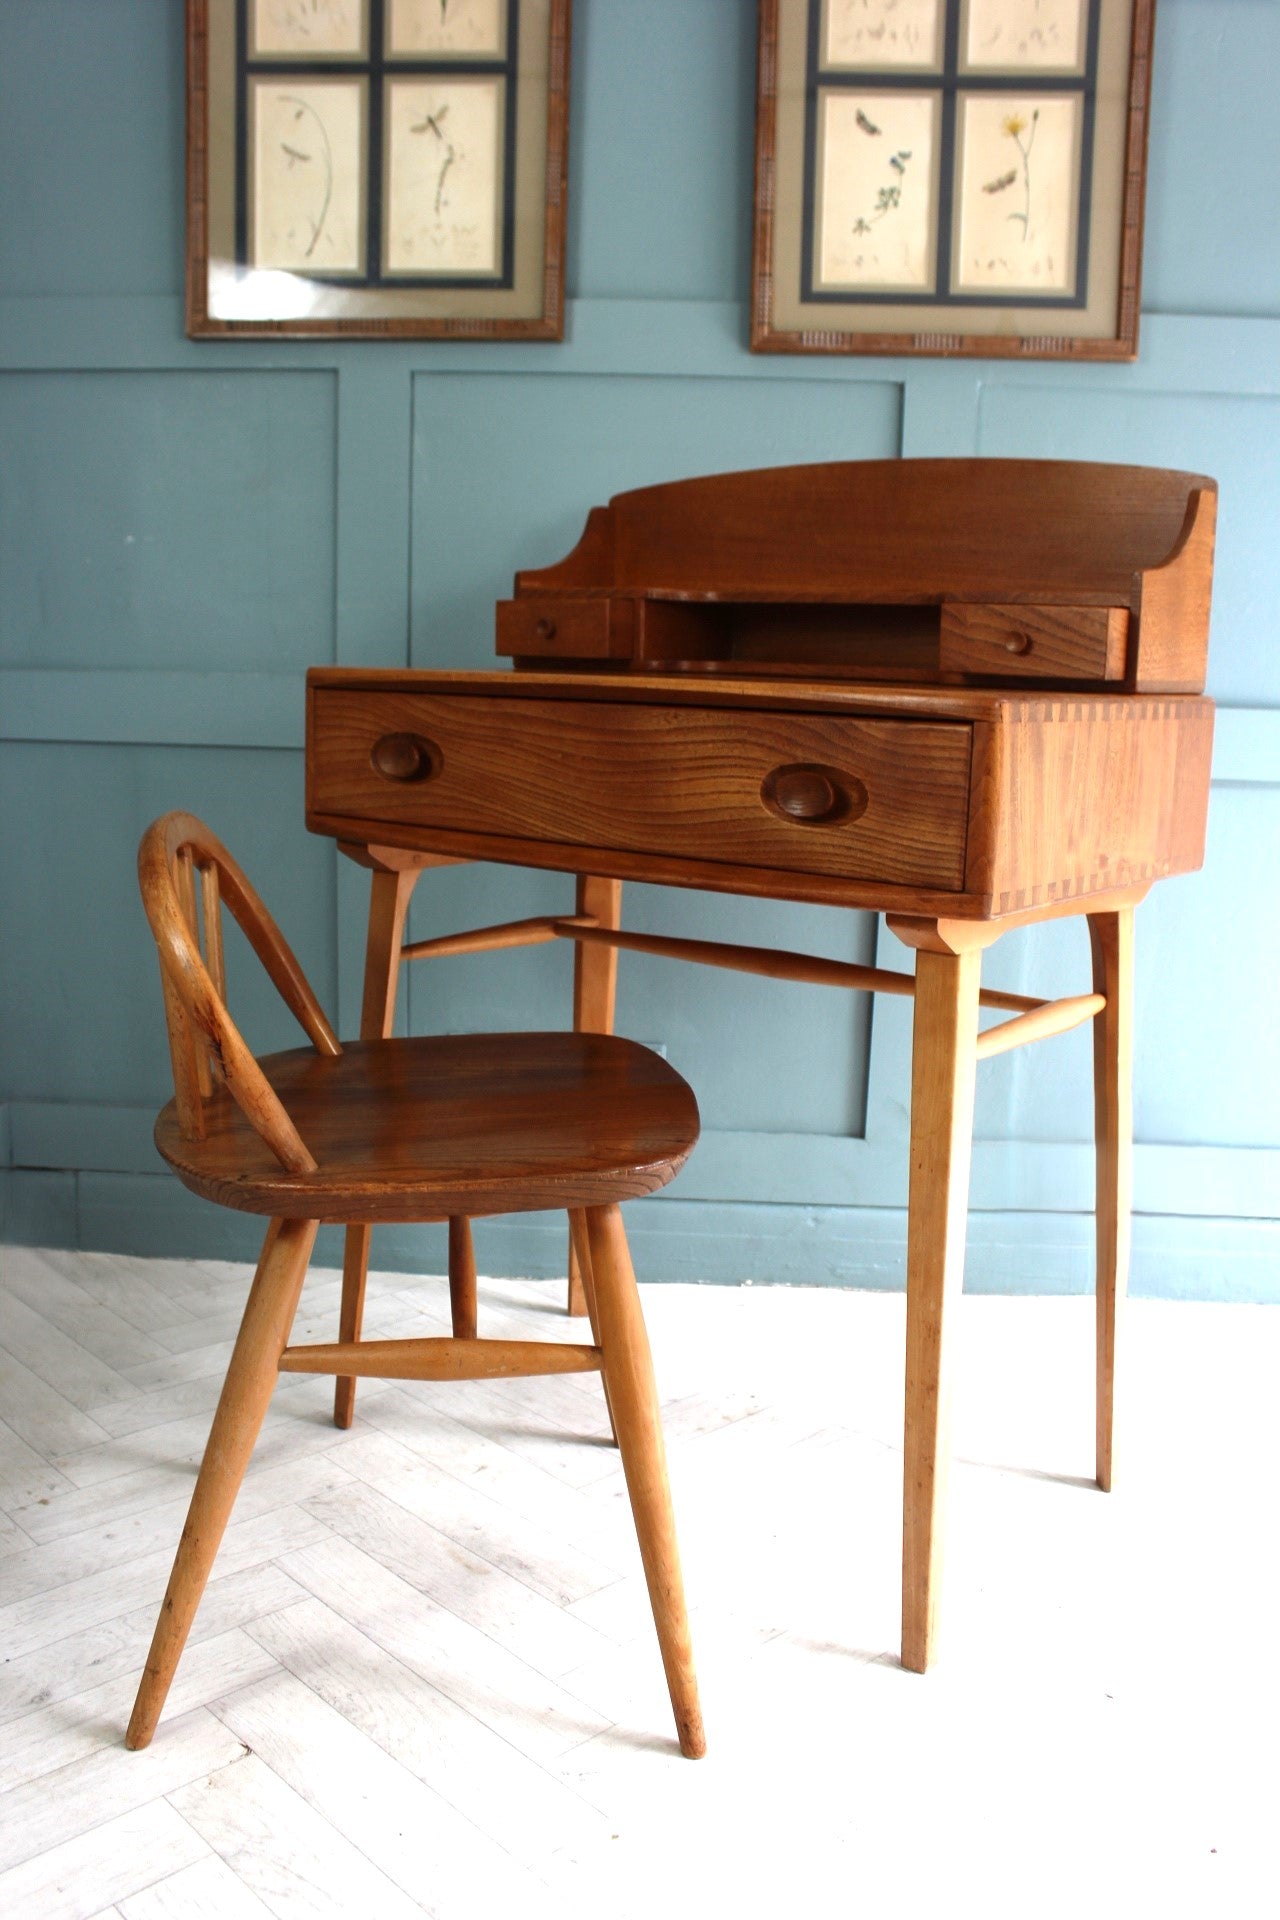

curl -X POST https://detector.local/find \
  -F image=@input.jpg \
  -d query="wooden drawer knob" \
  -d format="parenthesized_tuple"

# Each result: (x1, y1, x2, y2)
(534, 617, 557, 642)
(369, 732, 440, 782)
(1004, 631, 1033, 656)
(761, 763, 867, 826)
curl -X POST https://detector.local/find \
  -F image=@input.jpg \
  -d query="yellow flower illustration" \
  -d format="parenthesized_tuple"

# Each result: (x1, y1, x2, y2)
(999, 107, 1040, 238)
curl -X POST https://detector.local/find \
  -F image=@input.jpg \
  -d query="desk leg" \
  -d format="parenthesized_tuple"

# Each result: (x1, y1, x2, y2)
(1088, 907, 1134, 1493)
(567, 874, 623, 1316)
(901, 946, 981, 1673)
(334, 866, 421, 1430)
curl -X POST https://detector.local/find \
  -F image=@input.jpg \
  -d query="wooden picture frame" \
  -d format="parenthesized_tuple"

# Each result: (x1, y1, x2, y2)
(752, 0, 1154, 359)
(187, 0, 570, 339)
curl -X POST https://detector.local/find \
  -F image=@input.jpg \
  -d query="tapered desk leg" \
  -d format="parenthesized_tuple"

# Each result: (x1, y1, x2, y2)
(901, 946, 982, 1673)
(334, 865, 420, 1429)
(1088, 907, 1134, 1493)
(567, 874, 623, 1316)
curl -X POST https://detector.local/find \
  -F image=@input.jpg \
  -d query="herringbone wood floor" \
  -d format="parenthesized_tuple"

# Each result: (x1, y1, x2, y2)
(0, 1242, 1275, 1919)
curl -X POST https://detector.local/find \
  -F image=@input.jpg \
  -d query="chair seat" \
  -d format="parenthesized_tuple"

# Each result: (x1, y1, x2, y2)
(155, 1030, 700, 1222)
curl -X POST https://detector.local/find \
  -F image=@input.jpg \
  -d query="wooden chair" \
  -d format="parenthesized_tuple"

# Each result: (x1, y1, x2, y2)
(125, 812, 705, 1758)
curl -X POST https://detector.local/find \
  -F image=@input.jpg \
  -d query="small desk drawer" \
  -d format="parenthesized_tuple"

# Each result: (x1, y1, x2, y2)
(310, 691, 973, 890)
(940, 602, 1129, 681)
(496, 598, 620, 659)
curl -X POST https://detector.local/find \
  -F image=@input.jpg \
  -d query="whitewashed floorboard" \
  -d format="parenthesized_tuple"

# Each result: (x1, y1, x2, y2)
(4, 1249, 171, 1373)
(276, 1534, 611, 1764)
(246, 1597, 609, 1872)
(0, 1803, 209, 1920)
(0, 1418, 79, 1512)
(299, 1478, 614, 1678)
(331, 1426, 623, 1607)
(209, 1671, 561, 1919)
(117, 1854, 278, 1919)
(0, 1506, 332, 1666)
(1, 1247, 1276, 1920)
(0, 1346, 114, 1457)
(0, 1709, 243, 1874)
(169, 1754, 427, 1920)
(0, 1629, 280, 1796)
(356, 1384, 635, 1546)
(32, 1250, 203, 1334)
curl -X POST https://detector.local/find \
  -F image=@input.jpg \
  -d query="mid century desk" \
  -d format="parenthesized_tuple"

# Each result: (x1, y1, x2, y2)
(305, 460, 1216, 1672)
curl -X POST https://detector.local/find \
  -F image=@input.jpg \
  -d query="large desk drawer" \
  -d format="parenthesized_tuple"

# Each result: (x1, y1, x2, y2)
(310, 691, 972, 889)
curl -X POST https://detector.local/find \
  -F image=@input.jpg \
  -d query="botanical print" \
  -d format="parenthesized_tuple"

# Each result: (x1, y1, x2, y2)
(251, 0, 366, 56)
(384, 78, 502, 274)
(251, 79, 364, 271)
(387, 0, 506, 57)
(816, 90, 937, 290)
(964, 0, 1088, 72)
(822, 0, 944, 70)
(953, 91, 1080, 292)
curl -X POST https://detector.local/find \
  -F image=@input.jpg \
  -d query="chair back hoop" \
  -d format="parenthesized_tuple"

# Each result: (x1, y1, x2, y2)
(138, 813, 341, 1173)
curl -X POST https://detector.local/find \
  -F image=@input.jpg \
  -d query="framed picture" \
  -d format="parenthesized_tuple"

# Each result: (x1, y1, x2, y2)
(187, 0, 570, 338)
(752, 0, 1154, 358)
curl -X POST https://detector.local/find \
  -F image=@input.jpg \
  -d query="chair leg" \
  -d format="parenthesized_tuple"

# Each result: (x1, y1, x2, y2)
(568, 1208, 618, 1446)
(334, 1225, 371, 1430)
(448, 1215, 478, 1340)
(584, 1203, 705, 1758)
(126, 1216, 317, 1750)
(566, 1240, 590, 1319)
(1088, 907, 1134, 1493)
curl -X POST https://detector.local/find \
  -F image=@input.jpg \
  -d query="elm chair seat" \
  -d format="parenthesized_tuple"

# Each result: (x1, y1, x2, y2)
(126, 812, 705, 1760)
(154, 1029, 699, 1220)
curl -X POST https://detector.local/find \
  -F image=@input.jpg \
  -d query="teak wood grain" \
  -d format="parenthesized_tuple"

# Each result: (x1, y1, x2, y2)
(310, 689, 975, 891)
(128, 814, 706, 1759)
(154, 1030, 699, 1223)
(308, 675, 1213, 922)
(499, 461, 1215, 694)
(938, 604, 1129, 682)
(306, 458, 1217, 1686)
(1088, 908, 1135, 1493)
(899, 949, 981, 1674)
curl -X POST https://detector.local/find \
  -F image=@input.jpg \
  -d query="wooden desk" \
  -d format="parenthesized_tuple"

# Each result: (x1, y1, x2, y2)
(305, 460, 1216, 1672)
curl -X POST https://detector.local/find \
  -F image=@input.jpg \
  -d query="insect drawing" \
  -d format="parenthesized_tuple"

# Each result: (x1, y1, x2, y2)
(412, 100, 457, 215)
(277, 95, 333, 258)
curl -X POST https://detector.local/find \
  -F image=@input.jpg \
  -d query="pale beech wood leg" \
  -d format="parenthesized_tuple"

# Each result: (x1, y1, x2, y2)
(127, 1216, 317, 1749)
(448, 1215, 479, 1340)
(567, 875, 623, 1316)
(335, 866, 421, 1428)
(584, 1203, 704, 1757)
(900, 946, 982, 1674)
(568, 1208, 618, 1446)
(1088, 907, 1134, 1493)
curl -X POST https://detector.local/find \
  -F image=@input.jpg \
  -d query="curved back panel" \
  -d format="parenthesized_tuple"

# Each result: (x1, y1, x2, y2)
(138, 812, 341, 1169)
(604, 461, 1214, 601)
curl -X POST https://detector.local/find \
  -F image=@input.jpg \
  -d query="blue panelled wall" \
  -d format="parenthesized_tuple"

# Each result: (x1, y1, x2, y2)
(1, 1, 1277, 1296)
